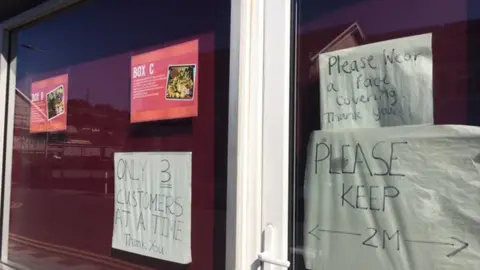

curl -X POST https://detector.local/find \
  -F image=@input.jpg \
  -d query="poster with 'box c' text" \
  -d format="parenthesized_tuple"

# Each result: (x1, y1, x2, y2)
(130, 40, 199, 123)
(319, 33, 433, 130)
(112, 152, 192, 264)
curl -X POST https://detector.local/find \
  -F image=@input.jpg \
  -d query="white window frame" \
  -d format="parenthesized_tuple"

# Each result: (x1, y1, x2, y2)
(227, 0, 292, 269)
(260, 0, 292, 269)
(0, 0, 293, 269)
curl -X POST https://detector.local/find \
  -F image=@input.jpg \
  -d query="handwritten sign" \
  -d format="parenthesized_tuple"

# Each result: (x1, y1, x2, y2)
(304, 125, 480, 270)
(112, 152, 191, 264)
(319, 34, 432, 130)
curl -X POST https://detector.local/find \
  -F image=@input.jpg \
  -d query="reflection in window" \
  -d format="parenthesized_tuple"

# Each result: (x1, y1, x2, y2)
(10, 0, 230, 269)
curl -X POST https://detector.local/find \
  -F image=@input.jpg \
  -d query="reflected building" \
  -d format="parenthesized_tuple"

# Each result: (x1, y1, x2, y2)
(12, 88, 128, 193)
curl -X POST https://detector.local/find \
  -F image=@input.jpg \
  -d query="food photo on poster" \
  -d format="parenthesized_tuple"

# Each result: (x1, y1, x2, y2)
(46, 85, 66, 120)
(166, 65, 196, 100)
(29, 74, 69, 133)
(130, 39, 199, 123)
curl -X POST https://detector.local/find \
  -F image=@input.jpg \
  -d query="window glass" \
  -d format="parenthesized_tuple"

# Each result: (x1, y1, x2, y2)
(292, 0, 480, 269)
(9, 0, 230, 269)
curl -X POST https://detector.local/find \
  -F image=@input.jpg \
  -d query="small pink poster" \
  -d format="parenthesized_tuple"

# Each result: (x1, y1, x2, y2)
(30, 74, 68, 133)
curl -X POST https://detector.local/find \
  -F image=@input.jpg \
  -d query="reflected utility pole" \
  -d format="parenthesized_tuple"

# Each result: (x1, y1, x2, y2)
(21, 44, 49, 158)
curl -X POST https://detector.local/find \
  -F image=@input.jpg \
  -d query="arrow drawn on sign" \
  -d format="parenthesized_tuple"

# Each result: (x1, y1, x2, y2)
(308, 224, 361, 240)
(447, 238, 469, 258)
(405, 237, 468, 258)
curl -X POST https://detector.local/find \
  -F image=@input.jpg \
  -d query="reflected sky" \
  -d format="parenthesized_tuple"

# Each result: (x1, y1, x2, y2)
(299, 0, 478, 35)
(15, 0, 230, 110)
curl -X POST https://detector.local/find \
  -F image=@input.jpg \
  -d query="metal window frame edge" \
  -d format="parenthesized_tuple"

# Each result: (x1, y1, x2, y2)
(0, 0, 251, 269)
(0, 20, 12, 264)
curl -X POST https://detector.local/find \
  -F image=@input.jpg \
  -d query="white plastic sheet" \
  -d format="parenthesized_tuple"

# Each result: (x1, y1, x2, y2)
(319, 34, 433, 130)
(112, 152, 192, 264)
(304, 125, 480, 269)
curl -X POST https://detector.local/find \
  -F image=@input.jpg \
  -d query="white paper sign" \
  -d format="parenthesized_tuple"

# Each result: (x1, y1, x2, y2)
(319, 33, 433, 130)
(304, 125, 480, 270)
(112, 152, 191, 264)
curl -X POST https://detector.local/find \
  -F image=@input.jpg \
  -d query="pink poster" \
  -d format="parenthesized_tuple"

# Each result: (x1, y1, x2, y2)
(30, 74, 68, 133)
(130, 39, 199, 123)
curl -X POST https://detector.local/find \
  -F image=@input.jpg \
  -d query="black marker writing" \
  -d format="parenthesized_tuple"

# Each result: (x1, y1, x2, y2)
(116, 190, 183, 216)
(356, 74, 390, 90)
(324, 112, 362, 124)
(160, 159, 171, 183)
(335, 89, 397, 107)
(373, 107, 403, 122)
(124, 233, 147, 250)
(362, 227, 378, 248)
(341, 184, 399, 212)
(383, 48, 422, 66)
(315, 141, 408, 176)
(114, 209, 131, 227)
(114, 156, 187, 248)
(327, 83, 339, 92)
(328, 54, 377, 76)
(362, 228, 400, 251)
(389, 142, 407, 177)
(137, 212, 146, 231)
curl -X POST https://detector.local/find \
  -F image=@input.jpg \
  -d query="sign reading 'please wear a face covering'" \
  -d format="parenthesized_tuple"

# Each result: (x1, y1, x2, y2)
(112, 152, 192, 264)
(319, 33, 433, 130)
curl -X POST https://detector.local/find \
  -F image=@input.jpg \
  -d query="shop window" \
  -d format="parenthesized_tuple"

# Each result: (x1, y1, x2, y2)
(9, 0, 230, 269)
(291, 0, 480, 269)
